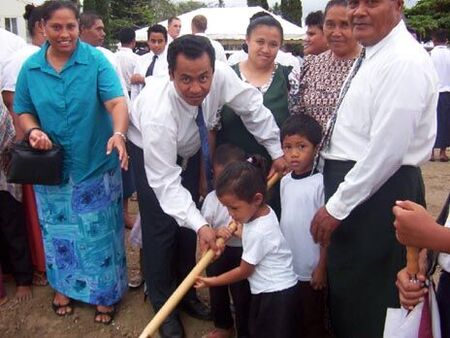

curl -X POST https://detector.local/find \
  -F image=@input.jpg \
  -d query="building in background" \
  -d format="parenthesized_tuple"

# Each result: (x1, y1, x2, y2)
(0, 0, 34, 40)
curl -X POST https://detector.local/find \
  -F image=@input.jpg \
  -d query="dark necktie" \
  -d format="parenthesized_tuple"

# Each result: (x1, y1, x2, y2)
(195, 105, 213, 192)
(145, 54, 158, 77)
(313, 48, 366, 170)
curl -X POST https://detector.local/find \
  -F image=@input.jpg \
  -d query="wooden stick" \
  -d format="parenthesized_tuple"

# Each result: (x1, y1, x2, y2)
(406, 246, 419, 280)
(139, 172, 282, 338)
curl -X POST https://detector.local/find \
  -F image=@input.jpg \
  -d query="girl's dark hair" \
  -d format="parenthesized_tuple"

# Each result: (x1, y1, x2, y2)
(324, 0, 348, 17)
(216, 155, 268, 203)
(41, 0, 80, 22)
(246, 15, 283, 43)
(23, 5, 44, 36)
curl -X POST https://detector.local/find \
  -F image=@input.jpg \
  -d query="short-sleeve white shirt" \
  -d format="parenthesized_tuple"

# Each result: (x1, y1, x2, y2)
(280, 172, 324, 281)
(242, 208, 298, 294)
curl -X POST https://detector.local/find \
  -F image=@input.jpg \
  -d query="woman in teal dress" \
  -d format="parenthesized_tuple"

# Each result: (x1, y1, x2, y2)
(217, 15, 298, 217)
(13, 0, 129, 324)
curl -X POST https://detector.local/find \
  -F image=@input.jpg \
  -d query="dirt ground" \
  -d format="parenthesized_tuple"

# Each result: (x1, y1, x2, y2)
(1, 160, 449, 338)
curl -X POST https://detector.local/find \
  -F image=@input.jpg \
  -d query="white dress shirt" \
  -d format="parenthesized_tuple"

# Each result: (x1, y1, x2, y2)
(195, 33, 227, 63)
(130, 50, 169, 102)
(430, 45, 450, 93)
(322, 21, 439, 220)
(115, 46, 140, 92)
(1, 44, 39, 92)
(131, 61, 283, 231)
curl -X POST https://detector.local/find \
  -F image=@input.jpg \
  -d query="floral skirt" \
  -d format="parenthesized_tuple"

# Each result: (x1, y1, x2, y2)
(34, 166, 127, 306)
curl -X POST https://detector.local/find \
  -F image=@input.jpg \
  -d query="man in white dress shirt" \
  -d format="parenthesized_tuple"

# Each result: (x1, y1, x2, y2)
(130, 24, 168, 102)
(129, 34, 286, 337)
(115, 27, 139, 98)
(191, 14, 227, 63)
(430, 28, 450, 162)
(167, 16, 182, 43)
(309, 1, 438, 337)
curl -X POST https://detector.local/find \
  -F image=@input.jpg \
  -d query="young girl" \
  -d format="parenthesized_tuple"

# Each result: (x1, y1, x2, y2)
(196, 157, 300, 338)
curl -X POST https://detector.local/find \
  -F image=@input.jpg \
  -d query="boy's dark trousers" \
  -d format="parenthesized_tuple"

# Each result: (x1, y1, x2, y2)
(206, 245, 251, 337)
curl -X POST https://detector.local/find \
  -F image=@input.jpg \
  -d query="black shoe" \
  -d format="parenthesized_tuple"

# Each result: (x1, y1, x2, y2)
(159, 315, 185, 338)
(181, 298, 212, 321)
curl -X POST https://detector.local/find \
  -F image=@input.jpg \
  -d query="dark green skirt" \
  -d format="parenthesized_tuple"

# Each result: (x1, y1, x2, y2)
(323, 160, 425, 338)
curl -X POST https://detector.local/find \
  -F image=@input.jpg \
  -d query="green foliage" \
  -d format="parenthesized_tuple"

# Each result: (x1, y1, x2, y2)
(247, 0, 269, 10)
(271, 2, 282, 15)
(404, 0, 450, 40)
(280, 0, 302, 27)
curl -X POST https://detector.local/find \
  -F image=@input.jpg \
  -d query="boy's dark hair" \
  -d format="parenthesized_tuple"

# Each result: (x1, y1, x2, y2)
(118, 27, 135, 44)
(249, 11, 272, 22)
(432, 29, 448, 44)
(41, 0, 79, 22)
(280, 114, 322, 146)
(213, 144, 246, 167)
(216, 155, 268, 203)
(167, 34, 215, 74)
(23, 4, 44, 36)
(305, 11, 324, 30)
(147, 24, 168, 42)
(80, 11, 101, 30)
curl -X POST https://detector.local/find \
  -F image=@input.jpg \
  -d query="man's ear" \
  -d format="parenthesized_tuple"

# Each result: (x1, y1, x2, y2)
(253, 192, 264, 206)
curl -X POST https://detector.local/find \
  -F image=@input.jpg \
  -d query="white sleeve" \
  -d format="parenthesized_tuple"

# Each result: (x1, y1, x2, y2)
(218, 65, 284, 159)
(139, 106, 207, 232)
(201, 192, 217, 228)
(326, 57, 437, 220)
(242, 228, 270, 265)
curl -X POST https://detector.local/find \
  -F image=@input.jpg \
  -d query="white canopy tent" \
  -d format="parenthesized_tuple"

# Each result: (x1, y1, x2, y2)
(135, 6, 306, 42)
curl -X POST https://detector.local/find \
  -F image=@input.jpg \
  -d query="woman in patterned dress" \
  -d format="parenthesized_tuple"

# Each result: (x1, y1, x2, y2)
(291, 0, 361, 131)
(13, 0, 128, 324)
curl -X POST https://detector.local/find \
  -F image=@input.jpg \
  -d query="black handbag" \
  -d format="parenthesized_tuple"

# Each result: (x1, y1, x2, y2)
(6, 140, 63, 185)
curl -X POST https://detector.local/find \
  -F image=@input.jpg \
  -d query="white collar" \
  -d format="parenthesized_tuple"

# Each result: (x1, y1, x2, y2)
(365, 20, 406, 60)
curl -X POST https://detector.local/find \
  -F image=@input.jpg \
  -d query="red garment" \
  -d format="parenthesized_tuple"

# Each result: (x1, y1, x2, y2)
(22, 185, 45, 272)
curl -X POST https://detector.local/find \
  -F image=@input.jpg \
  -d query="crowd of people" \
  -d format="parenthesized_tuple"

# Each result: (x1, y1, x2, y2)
(0, 0, 449, 337)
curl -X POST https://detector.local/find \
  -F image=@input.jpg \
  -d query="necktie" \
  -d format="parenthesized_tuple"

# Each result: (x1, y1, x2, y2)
(145, 54, 158, 77)
(313, 48, 366, 171)
(195, 105, 213, 192)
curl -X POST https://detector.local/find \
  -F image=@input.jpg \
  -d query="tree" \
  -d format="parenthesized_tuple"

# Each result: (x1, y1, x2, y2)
(218, 0, 225, 7)
(109, 0, 154, 40)
(271, 2, 281, 16)
(247, 0, 269, 10)
(280, 0, 302, 27)
(404, 0, 450, 40)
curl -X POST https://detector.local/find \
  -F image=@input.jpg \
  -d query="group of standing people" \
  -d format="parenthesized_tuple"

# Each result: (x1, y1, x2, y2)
(0, 0, 447, 338)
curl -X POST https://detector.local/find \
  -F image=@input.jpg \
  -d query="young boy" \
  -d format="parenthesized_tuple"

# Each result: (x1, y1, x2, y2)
(279, 114, 331, 338)
(201, 144, 251, 338)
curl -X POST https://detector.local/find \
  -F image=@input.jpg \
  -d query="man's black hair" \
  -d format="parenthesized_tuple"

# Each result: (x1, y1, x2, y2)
(118, 27, 135, 45)
(147, 24, 168, 42)
(167, 34, 215, 74)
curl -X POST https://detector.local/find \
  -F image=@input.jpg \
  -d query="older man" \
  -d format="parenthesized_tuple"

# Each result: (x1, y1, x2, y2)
(167, 16, 182, 42)
(129, 35, 286, 338)
(310, 1, 438, 337)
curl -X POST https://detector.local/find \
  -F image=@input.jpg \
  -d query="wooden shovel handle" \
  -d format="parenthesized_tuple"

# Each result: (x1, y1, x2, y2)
(406, 246, 419, 278)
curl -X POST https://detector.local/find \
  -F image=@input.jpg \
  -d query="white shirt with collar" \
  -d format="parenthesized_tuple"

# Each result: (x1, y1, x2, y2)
(115, 46, 140, 92)
(195, 33, 227, 63)
(322, 20, 439, 220)
(430, 45, 450, 92)
(131, 61, 283, 232)
(130, 50, 169, 102)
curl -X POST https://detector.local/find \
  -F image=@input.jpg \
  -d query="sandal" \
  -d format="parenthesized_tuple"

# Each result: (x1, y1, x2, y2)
(94, 305, 116, 325)
(52, 299, 73, 316)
